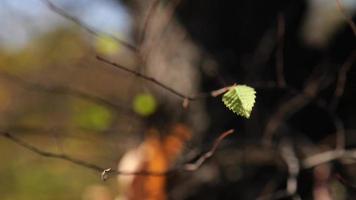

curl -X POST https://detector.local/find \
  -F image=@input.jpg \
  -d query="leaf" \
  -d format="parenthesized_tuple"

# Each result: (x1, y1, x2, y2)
(132, 93, 157, 117)
(222, 85, 256, 118)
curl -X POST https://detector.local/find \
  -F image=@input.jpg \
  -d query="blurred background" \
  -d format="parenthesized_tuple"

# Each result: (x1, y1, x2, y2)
(0, 0, 355, 199)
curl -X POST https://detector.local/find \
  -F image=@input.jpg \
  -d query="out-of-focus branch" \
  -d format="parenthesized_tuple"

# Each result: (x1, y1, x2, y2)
(139, 0, 185, 60)
(330, 50, 356, 111)
(97, 55, 196, 100)
(335, 0, 356, 37)
(276, 13, 286, 87)
(39, 0, 137, 52)
(183, 129, 234, 171)
(138, 0, 160, 45)
(302, 149, 356, 168)
(97, 55, 232, 101)
(1, 129, 234, 180)
(280, 141, 300, 197)
(0, 72, 135, 116)
(257, 190, 300, 200)
(263, 71, 324, 144)
(1, 131, 105, 172)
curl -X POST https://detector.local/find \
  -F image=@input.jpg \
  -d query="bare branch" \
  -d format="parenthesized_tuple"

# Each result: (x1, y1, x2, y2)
(97, 55, 229, 101)
(301, 148, 356, 168)
(335, 0, 356, 37)
(330, 50, 356, 111)
(303, 149, 346, 168)
(280, 141, 300, 197)
(1, 131, 105, 172)
(138, 0, 160, 45)
(96, 55, 196, 100)
(183, 129, 234, 171)
(257, 190, 300, 200)
(1, 129, 234, 180)
(0, 72, 135, 116)
(276, 13, 286, 87)
(39, 0, 137, 52)
(263, 73, 323, 144)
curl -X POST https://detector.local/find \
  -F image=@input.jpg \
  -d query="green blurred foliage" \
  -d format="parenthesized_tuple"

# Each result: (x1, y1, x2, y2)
(0, 28, 85, 75)
(132, 93, 157, 117)
(0, 137, 113, 200)
(71, 99, 113, 132)
(95, 34, 120, 55)
(0, 27, 124, 199)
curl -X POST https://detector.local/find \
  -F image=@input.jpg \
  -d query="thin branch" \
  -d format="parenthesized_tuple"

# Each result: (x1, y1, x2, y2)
(139, 0, 185, 61)
(1, 129, 234, 180)
(1, 131, 105, 172)
(40, 0, 137, 52)
(138, 0, 160, 45)
(280, 140, 300, 197)
(96, 55, 195, 100)
(0, 72, 135, 116)
(302, 148, 356, 169)
(263, 73, 323, 144)
(335, 173, 356, 188)
(333, 115, 346, 150)
(335, 0, 356, 37)
(97, 55, 229, 101)
(330, 50, 356, 111)
(303, 149, 346, 168)
(183, 129, 234, 171)
(276, 13, 286, 87)
(257, 190, 300, 200)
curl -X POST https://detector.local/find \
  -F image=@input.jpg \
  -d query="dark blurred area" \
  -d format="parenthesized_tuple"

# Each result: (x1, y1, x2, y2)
(0, 0, 355, 199)
(172, 0, 356, 199)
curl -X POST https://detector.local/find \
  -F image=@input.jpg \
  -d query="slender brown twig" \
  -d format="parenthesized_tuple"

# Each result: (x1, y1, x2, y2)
(97, 55, 197, 100)
(183, 129, 234, 171)
(1, 131, 105, 172)
(40, 0, 137, 52)
(97, 55, 231, 101)
(263, 74, 323, 144)
(280, 140, 300, 197)
(335, 0, 356, 37)
(330, 50, 356, 111)
(138, 0, 160, 46)
(0, 72, 135, 116)
(276, 13, 286, 87)
(1, 129, 234, 180)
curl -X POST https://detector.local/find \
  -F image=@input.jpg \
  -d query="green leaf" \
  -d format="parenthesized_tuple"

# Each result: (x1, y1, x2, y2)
(222, 85, 256, 118)
(132, 93, 157, 117)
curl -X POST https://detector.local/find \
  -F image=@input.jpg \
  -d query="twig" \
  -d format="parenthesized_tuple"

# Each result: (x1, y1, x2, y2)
(257, 190, 300, 200)
(138, 0, 160, 45)
(335, 173, 356, 188)
(335, 0, 356, 37)
(0, 131, 105, 172)
(333, 115, 346, 150)
(303, 149, 346, 168)
(97, 55, 230, 101)
(276, 13, 286, 87)
(139, 0, 184, 60)
(1, 129, 234, 180)
(263, 73, 323, 144)
(330, 50, 356, 111)
(258, 141, 301, 200)
(97, 55, 196, 100)
(0, 72, 135, 116)
(183, 129, 234, 171)
(39, 0, 137, 52)
(280, 140, 300, 196)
